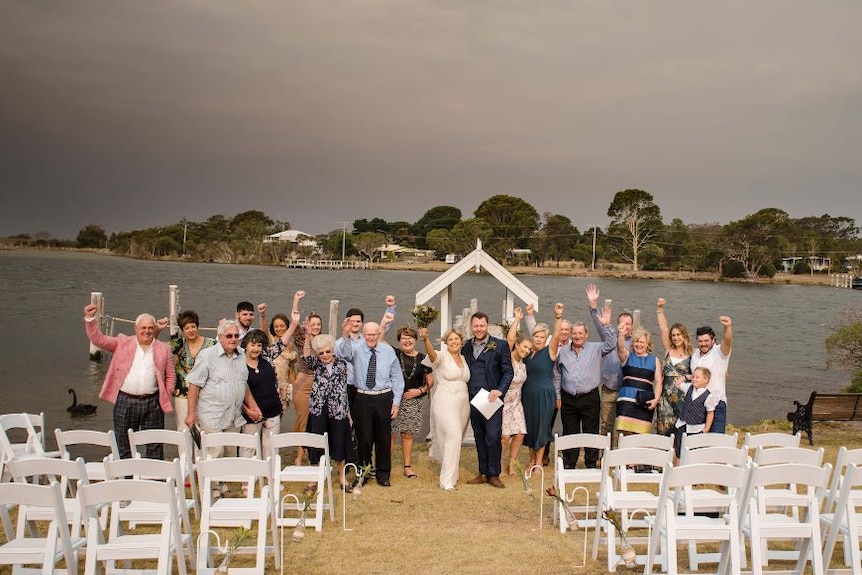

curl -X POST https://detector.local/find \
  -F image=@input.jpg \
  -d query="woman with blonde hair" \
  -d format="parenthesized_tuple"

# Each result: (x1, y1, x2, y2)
(615, 326, 662, 435)
(654, 297, 694, 436)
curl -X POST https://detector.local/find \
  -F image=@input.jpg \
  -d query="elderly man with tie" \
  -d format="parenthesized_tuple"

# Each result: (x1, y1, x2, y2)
(336, 320, 404, 487)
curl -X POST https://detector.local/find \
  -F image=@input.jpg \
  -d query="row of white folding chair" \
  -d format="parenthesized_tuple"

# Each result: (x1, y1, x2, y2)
(643, 460, 832, 575)
(78, 477, 188, 575)
(743, 430, 801, 453)
(822, 462, 862, 574)
(0, 480, 85, 575)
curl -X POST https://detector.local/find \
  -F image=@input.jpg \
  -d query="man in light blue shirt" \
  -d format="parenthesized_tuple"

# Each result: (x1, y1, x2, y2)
(336, 321, 404, 486)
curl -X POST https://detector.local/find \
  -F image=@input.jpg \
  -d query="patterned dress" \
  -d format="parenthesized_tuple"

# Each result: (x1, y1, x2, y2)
(304, 354, 353, 463)
(392, 350, 432, 435)
(615, 353, 658, 435)
(502, 360, 527, 436)
(654, 353, 691, 436)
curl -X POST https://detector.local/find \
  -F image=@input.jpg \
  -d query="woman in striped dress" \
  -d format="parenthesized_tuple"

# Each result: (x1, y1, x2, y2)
(615, 327, 662, 435)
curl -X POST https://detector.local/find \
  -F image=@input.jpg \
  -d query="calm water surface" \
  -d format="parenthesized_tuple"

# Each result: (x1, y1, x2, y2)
(1, 250, 858, 445)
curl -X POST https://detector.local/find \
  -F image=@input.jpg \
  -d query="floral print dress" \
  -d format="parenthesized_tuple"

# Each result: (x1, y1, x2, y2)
(654, 353, 691, 436)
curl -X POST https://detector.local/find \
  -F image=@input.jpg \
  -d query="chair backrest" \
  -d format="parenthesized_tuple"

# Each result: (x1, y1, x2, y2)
(104, 456, 182, 483)
(0, 413, 46, 459)
(197, 456, 272, 484)
(554, 432, 611, 457)
(8, 456, 89, 494)
(0, 480, 80, 574)
(601, 446, 672, 493)
(682, 431, 739, 451)
(617, 433, 673, 451)
(739, 462, 832, 520)
(201, 431, 261, 459)
(753, 446, 823, 467)
(825, 447, 862, 510)
(823, 463, 862, 568)
(55, 428, 120, 461)
(742, 431, 800, 452)
(660, 461, 747, 509)
(128, 428, 193, 461)
(680, 445, 748, 467)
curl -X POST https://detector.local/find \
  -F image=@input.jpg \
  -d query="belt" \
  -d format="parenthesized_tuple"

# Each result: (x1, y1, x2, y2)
(564, 388, 598, 398)
(119, 390, 158, 399)
(356, 388, 392, 396)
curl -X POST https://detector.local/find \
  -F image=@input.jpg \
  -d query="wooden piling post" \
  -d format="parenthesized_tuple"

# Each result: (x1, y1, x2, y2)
(168, 284, 180, 336)
(329, 300, 340, 336)
(89, 292, 104, 362)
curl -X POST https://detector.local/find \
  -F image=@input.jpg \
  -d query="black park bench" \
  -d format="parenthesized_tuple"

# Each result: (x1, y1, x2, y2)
(787, 391, 862, 445)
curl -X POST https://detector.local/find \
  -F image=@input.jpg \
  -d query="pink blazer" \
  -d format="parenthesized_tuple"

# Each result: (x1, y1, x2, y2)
(85, 319, 176, 413)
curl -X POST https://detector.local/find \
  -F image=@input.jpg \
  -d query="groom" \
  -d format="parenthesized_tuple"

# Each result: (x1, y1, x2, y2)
(462, 312, 514, 488)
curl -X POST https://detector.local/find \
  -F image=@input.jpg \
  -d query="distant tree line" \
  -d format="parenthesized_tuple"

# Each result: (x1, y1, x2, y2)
(9, 191, 857, 277)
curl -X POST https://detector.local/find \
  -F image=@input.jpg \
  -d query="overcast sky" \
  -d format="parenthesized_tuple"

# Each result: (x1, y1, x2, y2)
(1, 1, 860, 240)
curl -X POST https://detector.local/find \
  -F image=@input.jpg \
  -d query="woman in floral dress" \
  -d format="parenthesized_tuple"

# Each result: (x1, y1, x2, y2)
(501, 333, 530, 475)
(654, 298, 693, 436)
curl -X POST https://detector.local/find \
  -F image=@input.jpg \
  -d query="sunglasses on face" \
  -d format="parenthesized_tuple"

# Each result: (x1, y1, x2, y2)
(223, 333, 240, 339)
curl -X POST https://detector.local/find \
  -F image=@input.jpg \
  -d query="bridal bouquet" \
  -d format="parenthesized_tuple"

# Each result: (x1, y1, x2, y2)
(411, 305, 440, 328)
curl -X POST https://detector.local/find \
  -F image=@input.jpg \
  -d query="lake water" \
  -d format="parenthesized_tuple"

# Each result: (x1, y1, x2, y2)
(1, 249, 858, 443)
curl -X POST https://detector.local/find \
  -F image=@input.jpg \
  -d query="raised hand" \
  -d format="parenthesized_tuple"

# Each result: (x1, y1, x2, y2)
(657, 297, 666, 309)
(586, 284, 600, 305)
(258, 303, 267, 315)
(156, 317, 169, 331)
(513, 307, 523, 321)
(719, 316, 732, 327)
(295, 290, 306, 300)
(525, 303, 535, 316)
(554, 302, 564, 318)
(84, 303, 98, 318)
(385, 294, 396, 307)
(417, 327, 429, 340)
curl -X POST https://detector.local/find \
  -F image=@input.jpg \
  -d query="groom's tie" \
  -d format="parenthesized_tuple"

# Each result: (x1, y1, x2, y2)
(365, 348, 377, 390)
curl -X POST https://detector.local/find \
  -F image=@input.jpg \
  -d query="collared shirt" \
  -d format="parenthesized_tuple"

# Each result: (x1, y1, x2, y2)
(592, 307, 631, 391)
(186, 342, 248, 430)
(471, 338, 488, 359)
(121, 342, 158, 395)
(690, 344, 731, 403)
(555, 321, 616, 396)
(335, 338, 405, 406)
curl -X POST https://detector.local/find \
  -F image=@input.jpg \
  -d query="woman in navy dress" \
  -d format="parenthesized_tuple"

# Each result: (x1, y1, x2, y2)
(615, 327, 662, 435)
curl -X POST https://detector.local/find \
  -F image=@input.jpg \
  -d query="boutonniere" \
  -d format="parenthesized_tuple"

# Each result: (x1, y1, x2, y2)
(484, 341, 497, 353)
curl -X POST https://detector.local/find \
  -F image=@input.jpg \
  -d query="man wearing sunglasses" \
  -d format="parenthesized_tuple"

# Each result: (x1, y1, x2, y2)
(185, 319, 250, 458)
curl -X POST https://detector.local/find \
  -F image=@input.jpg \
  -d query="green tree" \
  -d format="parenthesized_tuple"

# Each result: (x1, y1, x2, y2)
(722, 208, 791, 278)
(452, 218, 493, 254)
(474, 195, 540, 257)
(606, 189, 663, 271)
(412, 206, 462, 248)
(76, 224, 108, 249)
(826, 308, 862, 392)
(531, 213, 578, 266)
(354, 231, 386, 260)
(426, 229, 457, 257)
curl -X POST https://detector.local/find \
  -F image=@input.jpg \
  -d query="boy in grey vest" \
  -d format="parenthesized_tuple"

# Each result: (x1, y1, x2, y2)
(673, 367, 719, 462)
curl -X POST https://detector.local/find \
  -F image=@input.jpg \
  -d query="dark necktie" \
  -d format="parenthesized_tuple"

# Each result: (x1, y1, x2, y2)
(366, 348, 377, 390)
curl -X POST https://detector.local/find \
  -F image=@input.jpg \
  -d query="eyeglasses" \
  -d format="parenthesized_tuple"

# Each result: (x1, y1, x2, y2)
(223, 333, 240, 339)
(318, 349, 333, 355)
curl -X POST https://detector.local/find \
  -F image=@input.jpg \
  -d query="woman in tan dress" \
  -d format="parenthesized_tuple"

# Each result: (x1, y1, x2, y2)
(292, 307, 323, 465)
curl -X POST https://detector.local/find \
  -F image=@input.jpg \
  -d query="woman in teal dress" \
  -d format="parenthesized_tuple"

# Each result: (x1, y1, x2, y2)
(654, 298, 693, 436)
(507, 303, 564, 470)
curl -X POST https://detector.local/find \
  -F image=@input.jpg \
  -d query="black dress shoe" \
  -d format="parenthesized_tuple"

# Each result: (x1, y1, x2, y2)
(377, 478, 391, 487)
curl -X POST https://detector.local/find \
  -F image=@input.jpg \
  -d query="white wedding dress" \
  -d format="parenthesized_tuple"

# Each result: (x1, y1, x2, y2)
(426, 350, 470, 490)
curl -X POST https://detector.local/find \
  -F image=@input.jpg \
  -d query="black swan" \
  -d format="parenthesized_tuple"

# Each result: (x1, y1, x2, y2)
(67, 388, 97, 415)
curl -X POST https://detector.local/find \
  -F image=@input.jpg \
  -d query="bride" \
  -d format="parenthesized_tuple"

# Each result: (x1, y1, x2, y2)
(419, 327, 470, 491)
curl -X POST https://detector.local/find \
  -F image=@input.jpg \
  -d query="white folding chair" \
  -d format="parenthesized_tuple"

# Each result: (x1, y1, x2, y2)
(739, 462, 831, 575)
(742, 431, 801, 455)
(1, 413, 60, 479)
(270, 432, 334, 532)
(682, 431, 739, 451)
(54, 428, 120, 482)
(103, 457, 195, 568)
(825, 446, 862, 513)
(553, 432, 610, 533)
(196, 457, 278, 575)
(7, 456, 92, 535)
(128, 428, 199, 518)
(644, 462, 746, 575)
(0, 480, 84, 575)
(822, 463, 862, 574)
(617, 433, 673, 452)
(592, 446, 672, 572)
(79, 478, 188, 575)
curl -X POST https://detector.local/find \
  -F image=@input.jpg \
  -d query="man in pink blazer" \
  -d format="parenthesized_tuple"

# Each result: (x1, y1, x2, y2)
(83, 303, 176, 459)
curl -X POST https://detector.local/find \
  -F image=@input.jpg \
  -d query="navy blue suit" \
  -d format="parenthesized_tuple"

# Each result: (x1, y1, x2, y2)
(462, 335, 514, 478)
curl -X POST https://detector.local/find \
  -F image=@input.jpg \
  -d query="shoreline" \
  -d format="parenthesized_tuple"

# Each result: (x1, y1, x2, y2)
(1, 245, 842, 287)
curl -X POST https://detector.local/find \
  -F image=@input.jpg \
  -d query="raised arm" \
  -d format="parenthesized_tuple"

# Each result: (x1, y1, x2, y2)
(418, 327, 438, 364)
(507, 307, 523, 349)
(656, 297, 671, 353)
(258, 302, 269, 335)
(548, 303, 564, 361)
(524, 303, 537, 335)
(380, 295, 397, 335)
(278, 308, 302, 347)
(616, 320, 630, 364)
(719, 316, 733, 356)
